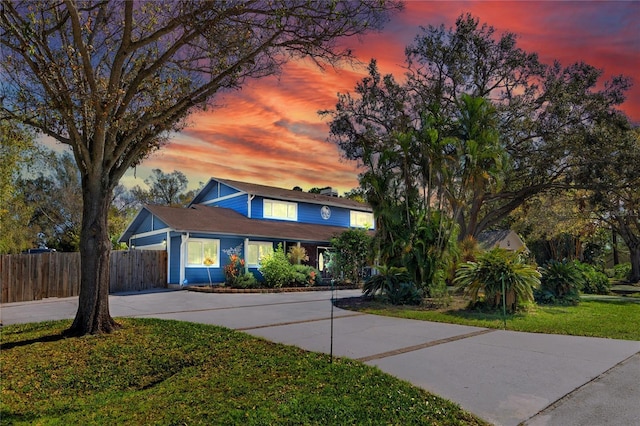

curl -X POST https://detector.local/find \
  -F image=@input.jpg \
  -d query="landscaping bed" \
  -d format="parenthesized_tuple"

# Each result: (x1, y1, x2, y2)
(187, 284, 358, 294)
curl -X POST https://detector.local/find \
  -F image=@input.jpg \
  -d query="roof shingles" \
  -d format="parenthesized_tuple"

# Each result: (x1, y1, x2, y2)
(144, 204, 354, 243)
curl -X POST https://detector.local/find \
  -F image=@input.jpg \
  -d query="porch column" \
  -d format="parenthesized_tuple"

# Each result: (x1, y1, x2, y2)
(244, 238, 249, 274)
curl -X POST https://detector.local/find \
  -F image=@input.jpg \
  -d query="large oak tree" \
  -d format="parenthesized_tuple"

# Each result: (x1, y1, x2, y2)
(323, 14, 632, 240)
(0, 0, 402, 335)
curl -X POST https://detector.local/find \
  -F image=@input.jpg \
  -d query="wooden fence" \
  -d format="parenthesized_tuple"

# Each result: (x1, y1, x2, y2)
(1, 250, 167, 303)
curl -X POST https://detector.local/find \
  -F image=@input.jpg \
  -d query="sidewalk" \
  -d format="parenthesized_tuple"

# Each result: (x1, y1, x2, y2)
(2, 289, 638, 426)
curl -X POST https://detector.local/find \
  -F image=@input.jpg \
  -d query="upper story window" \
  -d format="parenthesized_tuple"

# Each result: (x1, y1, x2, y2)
(263, 199, 297, 221)
(350, 211, 374, 229)
(187, 239, 220, 268)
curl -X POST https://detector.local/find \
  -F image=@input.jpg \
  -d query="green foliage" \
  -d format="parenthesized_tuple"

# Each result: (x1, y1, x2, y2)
(612, 263, 632, 281)
(330, 228, 372, 284)
(363, 265, 411, 297)
(386, 282, 424, 306)
(292, 264, 321, 287)
(358, 299, 640, 341)
(0, 319, 487, 425)
(232, 272, 258, 289)
(0, 122, 39, 253)
(537, 260, 585, 305)
(258, 245, 320, 288)
(454, 249, 541, 312)
(259, 244, 294, 288)
(363, 265, 423, 305)
(574, 262, 611, 295)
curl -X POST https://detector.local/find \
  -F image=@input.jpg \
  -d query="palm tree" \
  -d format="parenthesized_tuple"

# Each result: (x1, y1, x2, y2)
(454, 248, 540, 312)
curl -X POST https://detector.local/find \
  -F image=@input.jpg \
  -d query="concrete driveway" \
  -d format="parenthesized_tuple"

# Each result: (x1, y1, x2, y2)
(2, 289, 638, 426)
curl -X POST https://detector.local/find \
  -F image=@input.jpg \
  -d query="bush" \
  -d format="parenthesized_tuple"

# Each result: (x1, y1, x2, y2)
(613, 263, 632, 281)
(363, 265, 423, 305)
(292, 264, 321, 287)
(232, 272, 258, 289)
(537, 260, 584, 305)
(574, 262, 610, 295)
(259, 244, 295, 288)
(386, 282, 423, 305)
(223, 254, 245, 286)
(454, 248, 540, 313)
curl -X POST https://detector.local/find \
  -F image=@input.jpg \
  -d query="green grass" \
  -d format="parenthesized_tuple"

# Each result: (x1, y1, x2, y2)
(358, 299, 640, 341)
(1, 319, 487, 425)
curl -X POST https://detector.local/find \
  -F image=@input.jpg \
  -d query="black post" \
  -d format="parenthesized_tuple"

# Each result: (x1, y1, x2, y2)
(330, 279, 334, 363)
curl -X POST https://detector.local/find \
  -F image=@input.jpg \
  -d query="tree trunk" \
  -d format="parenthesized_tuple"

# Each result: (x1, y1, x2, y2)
(612, 229, 619, 266)
(629, 244, 640, 283)
(65, 177, 119, 336)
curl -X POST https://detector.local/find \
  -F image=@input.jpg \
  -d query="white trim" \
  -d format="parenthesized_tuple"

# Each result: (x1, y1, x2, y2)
(129, 228, 169, 241)
(244, 237, 250, 273)
(185, 238, 221, 268)
(180, 233, 187, 285)
(165, 231, 171, 285)
(350, 210, 375, 229)
(246, 241, 274, 267)
(201, 191, 246, 206)
(134, 243, 166, 251)
(263, 199, 298, 221)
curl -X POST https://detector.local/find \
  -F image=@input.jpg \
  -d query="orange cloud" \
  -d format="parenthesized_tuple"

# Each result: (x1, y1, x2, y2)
(128, 1, 639, 196)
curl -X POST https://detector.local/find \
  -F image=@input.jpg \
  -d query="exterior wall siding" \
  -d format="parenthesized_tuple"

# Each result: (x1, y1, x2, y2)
(131, 233, 167, 247)
(138, 213, 153, 233)
(169, 235, 181, 284)
(152, 217, 168, 230)
(213, 195, 248, 216)
(250, 196, 264, 218)
(298, 203, 351, 227)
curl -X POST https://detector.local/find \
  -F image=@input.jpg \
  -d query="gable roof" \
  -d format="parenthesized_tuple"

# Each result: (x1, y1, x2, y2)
(120, 204, 364, 244)
(477, 230, 526, 252)
(191, 177, 371, 211)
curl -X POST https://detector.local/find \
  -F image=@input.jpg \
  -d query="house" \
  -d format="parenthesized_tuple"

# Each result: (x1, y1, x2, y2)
(477, 230, 526, 252)
(119, 177, 374, 285)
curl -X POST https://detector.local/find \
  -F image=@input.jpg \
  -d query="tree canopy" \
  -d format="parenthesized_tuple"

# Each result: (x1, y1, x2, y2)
(323, 14, 632, 239)
(0, 0, 402, 335)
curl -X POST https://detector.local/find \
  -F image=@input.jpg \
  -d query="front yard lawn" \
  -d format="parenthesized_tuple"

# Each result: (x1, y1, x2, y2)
(1, 318, 487, 425)
(339, 297, 640, 341)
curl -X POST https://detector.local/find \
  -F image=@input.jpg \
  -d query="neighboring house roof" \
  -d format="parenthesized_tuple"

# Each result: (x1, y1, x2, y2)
(191, 177, 372, 211)
(477, 230, 526, 252)
(120, 204, 360, 243)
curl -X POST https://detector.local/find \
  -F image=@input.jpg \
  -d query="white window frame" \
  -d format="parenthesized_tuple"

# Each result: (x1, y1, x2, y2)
(350, 211, 375, 229)
(263, 199, 298, 221)
(186, 239, 220, 268)
(247, 241, 274, 267)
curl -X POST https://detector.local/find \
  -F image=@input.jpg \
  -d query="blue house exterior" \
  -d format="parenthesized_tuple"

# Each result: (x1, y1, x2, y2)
(119, 177, 374, 285)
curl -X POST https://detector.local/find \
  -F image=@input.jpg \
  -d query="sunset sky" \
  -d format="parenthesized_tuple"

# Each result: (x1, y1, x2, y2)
(119, 1, 639, 194)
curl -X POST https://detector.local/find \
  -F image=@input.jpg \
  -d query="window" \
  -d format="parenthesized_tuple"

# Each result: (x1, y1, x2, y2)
(350, 211, 374, 229)
(263, 199, 297, 221)
(186, 239, 220, 267)
(247, 242, 274, 266)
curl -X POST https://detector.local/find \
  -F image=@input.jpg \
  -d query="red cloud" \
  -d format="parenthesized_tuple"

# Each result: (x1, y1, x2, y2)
(130, 1, 638, 195)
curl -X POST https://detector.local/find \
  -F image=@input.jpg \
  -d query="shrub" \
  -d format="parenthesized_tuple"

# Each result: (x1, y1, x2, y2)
(574, 262, 610, 295)
(330, 228, 372, 284)
(363, 265, 422, 305)
(613, 263, 632, 281)
(386, 282, 423, 305)
(537, 260, 585, 305)
(223, 254, 245, 286)
(259, 244, 294, 288)
(454, 248, 540, 313)
(292, 264, 321, 287)
(232, 272, 258, 289)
